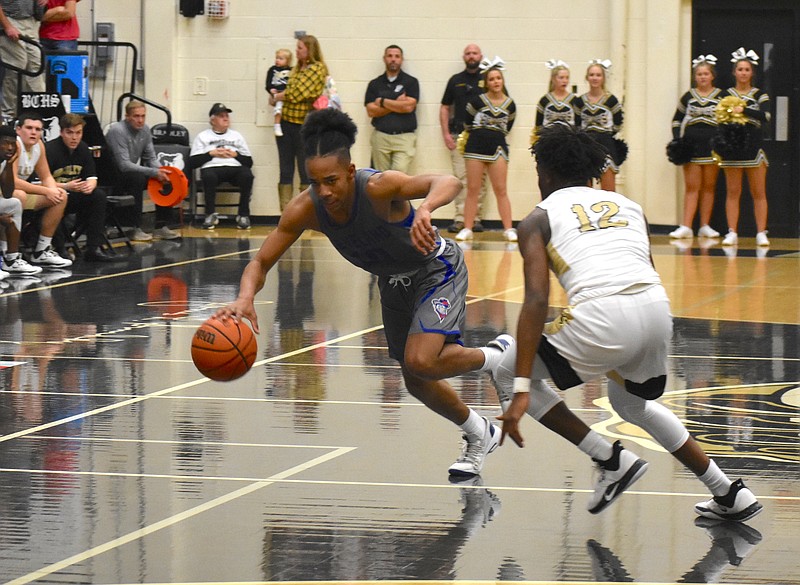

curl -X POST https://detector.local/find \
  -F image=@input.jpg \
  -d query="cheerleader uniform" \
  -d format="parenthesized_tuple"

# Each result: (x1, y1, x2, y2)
(463, 93, 516, 161)
(534, 92, 583, 135)
(579, 92, 624, 172)
(718, 87, 770, 168)
(671, 88, 722, 165)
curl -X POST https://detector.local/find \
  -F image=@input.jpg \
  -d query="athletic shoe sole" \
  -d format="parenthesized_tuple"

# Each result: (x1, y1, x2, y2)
(588, 459, 648, 515)
(695, 500, 763, 523)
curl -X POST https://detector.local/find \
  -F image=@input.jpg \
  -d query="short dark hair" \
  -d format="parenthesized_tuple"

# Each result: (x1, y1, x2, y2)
(17, 111, 43, 126)
(385, 44, 403, 56)
(0, 125, 16, 140)
(301, 108, 357, 163)
(531, 124, 607, 184)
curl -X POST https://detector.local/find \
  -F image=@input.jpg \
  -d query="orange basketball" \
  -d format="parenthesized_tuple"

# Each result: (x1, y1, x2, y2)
(191, 316, 257, 381)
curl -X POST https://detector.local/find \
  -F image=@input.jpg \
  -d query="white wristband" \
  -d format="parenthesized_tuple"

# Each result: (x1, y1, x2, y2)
(513, 377, 531, 394)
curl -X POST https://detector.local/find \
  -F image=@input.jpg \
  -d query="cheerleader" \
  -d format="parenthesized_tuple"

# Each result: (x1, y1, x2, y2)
(457, 57, 517, 242)
(718, 48, 770, 246)
(668, 55, 722, 239)
(533, 60, 583, 141)
(579, 59, 626, 191)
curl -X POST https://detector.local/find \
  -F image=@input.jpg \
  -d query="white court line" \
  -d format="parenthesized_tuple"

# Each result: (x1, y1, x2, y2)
(6, 446, 355, 585)
(0, 325, 385, 444)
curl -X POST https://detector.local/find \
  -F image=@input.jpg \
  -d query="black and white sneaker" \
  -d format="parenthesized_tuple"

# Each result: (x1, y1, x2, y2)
(448, 416, 501, 477)
(236, 215, 251, 230)
(695, 479, 763, 522)
(31, 246, 72, 268)
(587, 440, 648, 514)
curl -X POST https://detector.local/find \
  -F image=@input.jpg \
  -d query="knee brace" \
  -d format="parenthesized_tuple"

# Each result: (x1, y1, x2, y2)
(608, 379, 688, 452)
(527, 379, 564, 421)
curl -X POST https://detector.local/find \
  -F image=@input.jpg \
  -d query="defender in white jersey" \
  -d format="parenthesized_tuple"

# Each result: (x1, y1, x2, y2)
(494, 124, 762, 522)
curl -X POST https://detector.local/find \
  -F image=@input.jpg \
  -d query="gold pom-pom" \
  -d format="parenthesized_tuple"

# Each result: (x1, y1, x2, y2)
(456, 130, 469, 155)
(530, 128, 539, 146)
(715, 96, 747, 125)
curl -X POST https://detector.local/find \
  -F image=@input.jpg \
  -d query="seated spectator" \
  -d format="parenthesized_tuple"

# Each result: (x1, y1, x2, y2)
(104, 100, 180, 241)
(47, 113, 119, 262)
(0, 124, 41, 277)
(11, 111, 72, 268)
(190, 102, 254, 230)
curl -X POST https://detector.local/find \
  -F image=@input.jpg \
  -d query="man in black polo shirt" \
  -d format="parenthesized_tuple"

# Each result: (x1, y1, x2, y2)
(364, 44, 420, 173)
(440, 43, 489, 233)
(47, 113, 119, 262)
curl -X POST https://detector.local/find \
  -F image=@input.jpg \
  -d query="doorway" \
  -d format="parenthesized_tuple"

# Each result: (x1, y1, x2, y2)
(693, 1, 798, 237)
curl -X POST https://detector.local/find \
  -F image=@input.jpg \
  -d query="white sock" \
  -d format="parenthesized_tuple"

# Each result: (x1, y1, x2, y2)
(698, 459, 732, 497)
(0, 240, 7, 254)
(478, 346, 499, 372)
(577, 430, 614, 461)
(460, 409, 485, 437)
(36, 236, 52, 253)
(5, 251, 19, 262)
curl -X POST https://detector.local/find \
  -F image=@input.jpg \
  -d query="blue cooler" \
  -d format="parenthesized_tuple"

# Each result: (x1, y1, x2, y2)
(45, 51, 89, 113)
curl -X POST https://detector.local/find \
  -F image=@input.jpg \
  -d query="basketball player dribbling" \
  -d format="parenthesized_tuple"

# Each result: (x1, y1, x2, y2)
(215, 108, 514, 479)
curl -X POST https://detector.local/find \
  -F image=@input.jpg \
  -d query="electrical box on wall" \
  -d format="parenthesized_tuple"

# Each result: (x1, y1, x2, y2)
(207, 0, 229, 19)
(180, 0, 204, 17)
(95, 22, 114, 63)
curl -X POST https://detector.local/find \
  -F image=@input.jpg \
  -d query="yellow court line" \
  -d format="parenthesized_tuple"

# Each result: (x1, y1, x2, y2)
(96, 581, 762, 585)
(5, 447, 355, 585)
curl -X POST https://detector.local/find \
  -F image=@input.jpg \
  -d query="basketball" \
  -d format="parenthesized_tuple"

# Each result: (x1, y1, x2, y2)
(191, 316, 257, 381)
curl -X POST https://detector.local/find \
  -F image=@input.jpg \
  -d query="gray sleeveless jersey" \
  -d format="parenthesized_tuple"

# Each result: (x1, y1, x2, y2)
(309, 169, 440, 277)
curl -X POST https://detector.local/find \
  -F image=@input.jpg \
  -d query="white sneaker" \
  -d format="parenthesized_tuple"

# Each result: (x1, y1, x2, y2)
(695, 478, 762, 522)
(0, 268, 8, 280)
(3, 256, 42, 275)
(482, 333, 515, 373)
(448, 416, 501, 477)
(669, 225, 693, 239)
(504, 228, 518, 242)
(697, 224, 720, 238)
(128, 227, 153, 242)
(31, 246, 73, 268)
(722, 231, 738, 246)
(755, 231, 769, 247)
(587, 441, 648, 514)
(153, 226, 181, 240)
(274, 123, 283, 137)
(455, 227, 473, 241)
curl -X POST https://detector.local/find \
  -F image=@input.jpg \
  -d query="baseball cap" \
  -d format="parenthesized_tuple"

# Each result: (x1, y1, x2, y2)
(209, 102, 232, 116)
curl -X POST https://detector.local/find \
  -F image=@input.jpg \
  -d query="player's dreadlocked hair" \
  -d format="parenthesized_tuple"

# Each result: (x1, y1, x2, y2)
(531, 123, 607, 184)
(301, 108, 358, 163)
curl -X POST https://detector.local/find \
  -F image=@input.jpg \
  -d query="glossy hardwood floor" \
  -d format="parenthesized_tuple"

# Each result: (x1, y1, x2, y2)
(1, 225, 798, 585)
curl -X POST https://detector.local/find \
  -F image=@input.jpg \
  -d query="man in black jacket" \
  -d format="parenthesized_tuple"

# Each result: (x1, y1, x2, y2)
(47, 113, 119, 262)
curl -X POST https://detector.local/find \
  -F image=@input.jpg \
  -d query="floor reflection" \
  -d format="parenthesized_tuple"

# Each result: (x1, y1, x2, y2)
(0, 233, 797, 583)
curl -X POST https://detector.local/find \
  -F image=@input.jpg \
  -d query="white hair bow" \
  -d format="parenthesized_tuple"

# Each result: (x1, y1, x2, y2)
(479, 56, 505, 72)
(545, 59, 569, 70)
(692, 54, 717, 67)
(589, 59, 612, 70)
(730, 47, 759, 64)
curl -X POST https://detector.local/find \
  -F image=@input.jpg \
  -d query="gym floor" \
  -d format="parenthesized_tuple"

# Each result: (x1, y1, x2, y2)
(1, 226, 798, 585)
